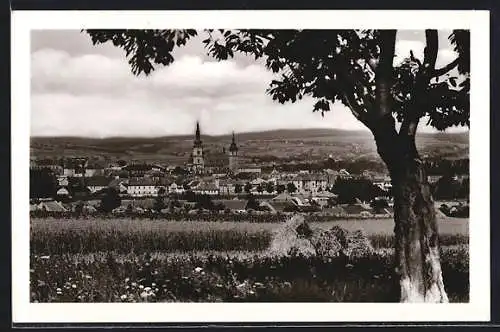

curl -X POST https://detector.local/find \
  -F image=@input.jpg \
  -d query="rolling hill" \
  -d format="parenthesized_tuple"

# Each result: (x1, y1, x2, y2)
(30, 128, 469, 165)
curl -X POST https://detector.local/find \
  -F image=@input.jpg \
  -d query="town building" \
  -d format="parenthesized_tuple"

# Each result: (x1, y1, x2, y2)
(63, 158, 87, 177)
(85, 162, 105, 177)
(292, 173, 328, 193)
(86, 176, 111, 194)
(127, 177, 158, 197)
(228, 131, 239, 171)
(192, 121, 205, 174)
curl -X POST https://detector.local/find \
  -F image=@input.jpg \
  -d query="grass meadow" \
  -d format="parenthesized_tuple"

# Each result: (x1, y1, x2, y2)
(30, 217, 469, 302)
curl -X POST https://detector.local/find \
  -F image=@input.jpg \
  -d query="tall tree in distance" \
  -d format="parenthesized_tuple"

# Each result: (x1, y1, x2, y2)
(99, 187, 122, 213)
(85, 29, 469, 302)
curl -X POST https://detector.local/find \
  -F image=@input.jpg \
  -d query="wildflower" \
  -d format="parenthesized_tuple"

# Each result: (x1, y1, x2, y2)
(194, 267, 203, 273)
(72, 284, 77, 289)
(151, 283, 156, 287)
(139, 285, 144, 289)
(56, 288, 62, 292)
(120, 294, 127, 301)
(85, 275, 92, 279)
(125, 278, 130, 283)
(131, 282, 137, 287)
(144, 287, 152, 292)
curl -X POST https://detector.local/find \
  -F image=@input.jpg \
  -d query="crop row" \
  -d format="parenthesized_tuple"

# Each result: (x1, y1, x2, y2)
(31, 227, 468, 255)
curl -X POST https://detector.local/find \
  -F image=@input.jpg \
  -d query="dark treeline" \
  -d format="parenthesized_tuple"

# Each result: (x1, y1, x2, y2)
(266, 158, 469, 176)
(29, 211, 394, 223)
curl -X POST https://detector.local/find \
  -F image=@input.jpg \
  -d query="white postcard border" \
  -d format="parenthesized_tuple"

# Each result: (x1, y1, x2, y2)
(12, 10, 491, 323)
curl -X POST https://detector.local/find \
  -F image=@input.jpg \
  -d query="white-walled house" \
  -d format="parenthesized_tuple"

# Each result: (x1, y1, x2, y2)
(86, 176, 111, 194)
(56, 187, 70, 196)
(218, 180, 236, 195)
(292, 173, 328, 193)
(193, 181, 219, 195)
(57, 176, 69, 187)
(127, 178, 158, 197)
(168, 182, 186, 194)
(85, 164, 105, 177)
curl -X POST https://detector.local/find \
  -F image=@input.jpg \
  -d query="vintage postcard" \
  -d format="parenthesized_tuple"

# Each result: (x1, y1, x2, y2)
(11, 9, 490, 323)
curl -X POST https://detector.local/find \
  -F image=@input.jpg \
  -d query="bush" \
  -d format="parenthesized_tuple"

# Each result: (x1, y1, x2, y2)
(269, 215, 374, 259)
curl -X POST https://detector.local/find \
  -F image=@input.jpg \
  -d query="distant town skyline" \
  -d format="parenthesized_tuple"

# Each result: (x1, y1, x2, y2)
(31, 30, 468, 138)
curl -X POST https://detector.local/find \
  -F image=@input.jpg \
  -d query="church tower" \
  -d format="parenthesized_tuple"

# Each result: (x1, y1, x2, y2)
(192, 121, 204, 174)
(228, 131, 238, 172)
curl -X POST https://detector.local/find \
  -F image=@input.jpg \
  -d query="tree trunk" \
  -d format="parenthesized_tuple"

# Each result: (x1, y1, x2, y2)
(373, 115, 449, 303)
(391, 157, 449, 303)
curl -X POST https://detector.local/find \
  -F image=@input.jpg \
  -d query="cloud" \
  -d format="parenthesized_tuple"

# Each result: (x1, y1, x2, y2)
(31, 30, 466, 137)
(31, 49, 273, 100)
(31, 47, 367, 137)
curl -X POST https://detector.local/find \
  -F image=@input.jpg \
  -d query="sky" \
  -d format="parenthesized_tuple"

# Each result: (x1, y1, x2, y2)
(31, 29, 466, 138)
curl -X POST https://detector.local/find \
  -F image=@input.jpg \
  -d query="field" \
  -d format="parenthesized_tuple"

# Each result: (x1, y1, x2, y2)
(30, 217, 469, 303)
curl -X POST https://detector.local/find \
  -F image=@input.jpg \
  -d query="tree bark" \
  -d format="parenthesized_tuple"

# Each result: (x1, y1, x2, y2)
(372, 115, 449, 303)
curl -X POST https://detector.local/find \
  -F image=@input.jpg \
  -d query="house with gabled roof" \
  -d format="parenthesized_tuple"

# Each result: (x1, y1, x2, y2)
(193, 180, 219, 195)
(213, 199, 248, 213)
(37, 200, 67, 212)
(86, 176, 111, 194)
(342, 203, 374, 218)
(108, 178, 128, 194)
(272, 192, 295, 202)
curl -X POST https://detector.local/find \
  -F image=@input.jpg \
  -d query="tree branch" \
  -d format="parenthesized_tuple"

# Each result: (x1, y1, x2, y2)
(432, 58, 459, 77)
(423, 30, 438, 76)
(342, 92, 372, 128)
(399, 29, 438, 138)
(374, 30, 397, 118)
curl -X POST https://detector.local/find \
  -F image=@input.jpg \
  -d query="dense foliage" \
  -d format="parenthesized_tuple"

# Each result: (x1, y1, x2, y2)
(85, 29, 469, 132)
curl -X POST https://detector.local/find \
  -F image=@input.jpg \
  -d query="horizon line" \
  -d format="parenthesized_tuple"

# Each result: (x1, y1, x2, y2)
(30, 126, 469, 140)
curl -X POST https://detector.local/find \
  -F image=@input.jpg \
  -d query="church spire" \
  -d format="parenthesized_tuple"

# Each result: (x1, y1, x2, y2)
(229, 131, 238, 153)
(194, 121, 202, 147)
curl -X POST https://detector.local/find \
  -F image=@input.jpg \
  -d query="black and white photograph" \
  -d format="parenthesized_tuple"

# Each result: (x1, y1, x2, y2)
(12, 10, 490, 323)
